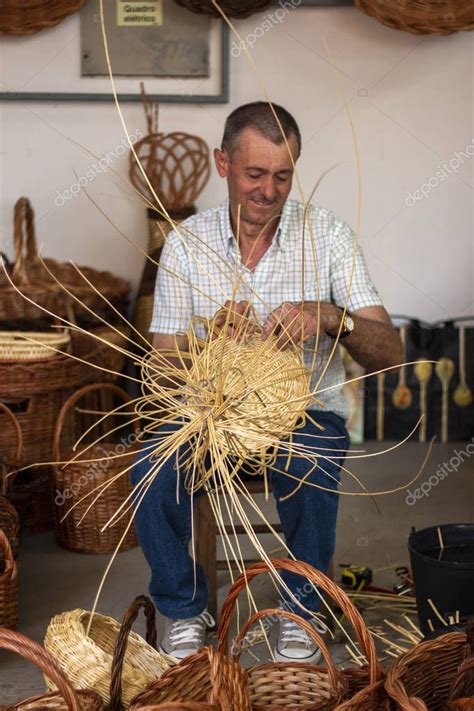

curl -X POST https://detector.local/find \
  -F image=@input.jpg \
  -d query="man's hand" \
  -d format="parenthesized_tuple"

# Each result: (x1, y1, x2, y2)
(210, 300, 255, 340)
(262, 301, 341, 348)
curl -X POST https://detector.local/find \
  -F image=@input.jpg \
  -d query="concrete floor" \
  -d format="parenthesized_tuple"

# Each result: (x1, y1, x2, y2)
(1, 441, 473, 704)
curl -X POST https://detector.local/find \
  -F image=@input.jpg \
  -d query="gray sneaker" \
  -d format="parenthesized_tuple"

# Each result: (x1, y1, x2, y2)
(274, 613, 326, 664)
(159, 610, 215, 660)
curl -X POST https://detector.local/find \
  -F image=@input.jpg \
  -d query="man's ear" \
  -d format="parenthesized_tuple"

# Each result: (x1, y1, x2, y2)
(214, 147, 229, 178)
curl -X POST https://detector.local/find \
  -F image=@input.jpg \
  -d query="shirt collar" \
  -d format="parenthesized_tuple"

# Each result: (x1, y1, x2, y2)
(219, 197, 292, 254)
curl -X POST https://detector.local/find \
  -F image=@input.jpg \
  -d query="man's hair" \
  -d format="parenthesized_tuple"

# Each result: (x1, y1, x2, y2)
(221, 102, 301, 157)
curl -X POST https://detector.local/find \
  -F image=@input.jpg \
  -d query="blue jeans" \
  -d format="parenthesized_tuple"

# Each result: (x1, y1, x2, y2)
(131, 411, 349, 619)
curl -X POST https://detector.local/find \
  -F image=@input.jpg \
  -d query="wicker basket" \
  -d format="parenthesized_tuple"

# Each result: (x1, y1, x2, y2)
(0, 493, 20, 557)
(129, 645, 251, 711)
(0, 197, 129, 322)
(52, 382, 139, 554)
(218, 558, 383, 709)
(44, 596, 174, 707)
(0, 528, 18, 629)
(354, 0, 474, 35)
(385, 629, 470, 710)
(173, 0, 272, 19)
(0, 330, 70, 362)
(0, 0, 86, 36)
(231, 608, 348, 709)
(0, 627, 103, 710)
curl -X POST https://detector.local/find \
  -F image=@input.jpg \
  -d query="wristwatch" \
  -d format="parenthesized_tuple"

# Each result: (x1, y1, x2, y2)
(326, 310, 354, 339)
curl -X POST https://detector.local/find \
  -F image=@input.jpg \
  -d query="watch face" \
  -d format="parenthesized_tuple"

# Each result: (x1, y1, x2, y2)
(346, 315, 355, 333)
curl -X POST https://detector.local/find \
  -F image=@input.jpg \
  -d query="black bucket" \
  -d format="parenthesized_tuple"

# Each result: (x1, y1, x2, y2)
(408, 523, 474, 635)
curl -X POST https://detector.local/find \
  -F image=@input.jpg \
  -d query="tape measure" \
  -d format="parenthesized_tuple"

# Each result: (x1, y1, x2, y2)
(340, 564, 373, 591)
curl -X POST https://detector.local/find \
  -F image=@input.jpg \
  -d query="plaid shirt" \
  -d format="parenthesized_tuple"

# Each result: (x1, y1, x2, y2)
(150, 198, 382, 419)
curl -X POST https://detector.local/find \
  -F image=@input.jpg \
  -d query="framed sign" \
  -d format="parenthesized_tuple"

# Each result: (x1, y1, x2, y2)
(0, 0, 229, 103)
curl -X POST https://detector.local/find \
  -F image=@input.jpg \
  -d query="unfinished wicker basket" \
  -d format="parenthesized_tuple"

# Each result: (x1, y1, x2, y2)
(0, 628, 103, 710)
(218, 558, 384, 709)
(44, 596, 174, 707)
(354, 0, 474, 35)
(129, 645, 251, 711)
(0, 197, 129, 322)
(0, 0, 86, 36)
(52, 383, 139, 554)
(173, 0, 272, 19)
(385, 628, 470, 710)
(0, 528, 18, 629)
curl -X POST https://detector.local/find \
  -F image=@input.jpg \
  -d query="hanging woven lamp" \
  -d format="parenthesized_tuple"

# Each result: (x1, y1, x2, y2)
(130, 85, 211, 341)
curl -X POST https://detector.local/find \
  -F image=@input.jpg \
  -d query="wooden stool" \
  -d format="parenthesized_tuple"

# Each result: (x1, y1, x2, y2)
(194, 478, 282, 618)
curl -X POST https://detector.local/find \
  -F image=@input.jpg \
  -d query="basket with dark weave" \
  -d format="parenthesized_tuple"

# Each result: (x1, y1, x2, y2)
(385, 627, 470, 710)
(52, 382, 139, 554)
(0, 0, 86, 36)
(0, 627, 103, 710)
(354, 0, 474, 35)
(0, 493, 20, 558)
(218, 558, 384, 710)
(0, 528, 18, 629)
(0, 197, 129, 322)
(174, 0, 272, 19)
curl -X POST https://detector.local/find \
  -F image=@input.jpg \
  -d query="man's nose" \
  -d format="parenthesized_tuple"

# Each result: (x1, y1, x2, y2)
(259, 176, 277, 201)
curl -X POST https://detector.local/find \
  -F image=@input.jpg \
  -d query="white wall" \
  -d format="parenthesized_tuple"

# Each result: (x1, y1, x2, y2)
(1, 6, 472, 322)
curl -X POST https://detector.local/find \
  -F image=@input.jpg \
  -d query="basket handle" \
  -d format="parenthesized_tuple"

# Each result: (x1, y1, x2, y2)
(109, 595, 157, 711)
(217, 557, 383, 684)
(0, 402, 23, 496)
(11, 197, 38, 285)
(52, 382, 140, 462)
(232, 607, 340, 692)
(0, 528, 16, 581)
(0, 627, 80, 711)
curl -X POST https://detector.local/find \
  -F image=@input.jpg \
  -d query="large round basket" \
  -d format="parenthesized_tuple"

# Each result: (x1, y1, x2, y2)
(218, 558, 384, 710)
(52, 382, 139, 554)
(0, 627, 103, 710)
(44, 596, 174, 707)
(354, 0, 474, 35)
(0, 197, 129, 322)
(173, 0, 272, 19)
(0, 0, 86, 36)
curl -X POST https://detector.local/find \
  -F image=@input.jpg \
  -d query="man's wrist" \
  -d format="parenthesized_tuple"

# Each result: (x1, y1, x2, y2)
(326, 306, 354, 339)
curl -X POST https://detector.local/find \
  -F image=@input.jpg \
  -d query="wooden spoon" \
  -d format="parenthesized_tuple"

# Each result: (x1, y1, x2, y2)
(413, 360, 432, 442)
(435, 357, 455, 443)
(453, 326, 472, 407)
(392, 326, 412, 410)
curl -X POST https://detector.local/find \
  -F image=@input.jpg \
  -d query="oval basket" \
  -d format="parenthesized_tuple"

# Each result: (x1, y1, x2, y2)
(44, 596, 174, 707)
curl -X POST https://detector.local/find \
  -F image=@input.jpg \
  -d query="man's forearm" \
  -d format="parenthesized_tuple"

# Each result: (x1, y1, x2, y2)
(326, 306, 403, 373)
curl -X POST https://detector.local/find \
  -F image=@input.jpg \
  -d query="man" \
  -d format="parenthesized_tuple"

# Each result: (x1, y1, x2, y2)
(132, 102, 403, 663)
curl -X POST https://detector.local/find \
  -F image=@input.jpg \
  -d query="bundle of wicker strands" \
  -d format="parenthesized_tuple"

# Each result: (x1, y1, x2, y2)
(173, 0, 272, 19)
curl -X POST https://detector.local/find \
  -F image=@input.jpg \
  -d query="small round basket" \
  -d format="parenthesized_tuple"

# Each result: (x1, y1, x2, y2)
(0, 627, 103, 710)
(173, 0, 272, 19)
(354, 0, 474, 35)
(44, 596, 174, 707)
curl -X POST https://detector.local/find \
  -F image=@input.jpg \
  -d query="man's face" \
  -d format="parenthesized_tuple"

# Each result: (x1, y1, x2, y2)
(214, 127, 299, 229)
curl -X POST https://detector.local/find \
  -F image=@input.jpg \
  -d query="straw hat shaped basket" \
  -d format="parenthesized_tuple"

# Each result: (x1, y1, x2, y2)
(52, 382, 139, 554)
(0, 0, 86, 36)
(354, 0, 474, 35)
(0, 528, 18, 629)
(44, 595, 174, 708)
(384, 626, 472, 711)
(0, 628, 103, 710)
(0, 197, 129, 322)
(218, 558, 384, 710)
(173, 0, 272, 19)
(129, 645, 250, 711)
